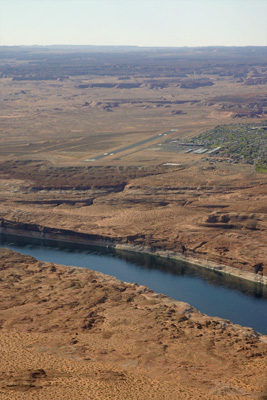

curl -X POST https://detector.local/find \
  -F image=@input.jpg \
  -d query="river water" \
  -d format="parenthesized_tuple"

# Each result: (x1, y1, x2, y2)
(1, 233, 267, 334)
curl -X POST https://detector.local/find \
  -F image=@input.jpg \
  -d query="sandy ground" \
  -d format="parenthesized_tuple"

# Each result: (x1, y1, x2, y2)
(0, 249, 267, 400)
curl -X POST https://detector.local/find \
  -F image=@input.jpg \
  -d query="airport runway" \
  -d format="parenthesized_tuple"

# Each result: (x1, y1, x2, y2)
(84, 130, 178, 162)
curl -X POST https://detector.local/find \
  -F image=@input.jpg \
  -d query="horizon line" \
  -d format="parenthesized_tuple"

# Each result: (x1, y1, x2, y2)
(1, 44, 267, 49)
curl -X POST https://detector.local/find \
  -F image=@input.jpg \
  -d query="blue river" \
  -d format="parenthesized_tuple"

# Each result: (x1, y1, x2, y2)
(1, 233, 267, 334)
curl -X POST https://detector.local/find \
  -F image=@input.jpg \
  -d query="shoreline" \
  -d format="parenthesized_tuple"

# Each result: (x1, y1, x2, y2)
(0, 220, 266, 286)
(1, 249, 267, 399)
(113, 243, 267, 286)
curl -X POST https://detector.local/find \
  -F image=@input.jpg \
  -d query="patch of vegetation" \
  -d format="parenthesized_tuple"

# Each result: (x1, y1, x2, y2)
(255, 164, 267, 173)
(187, 121, 267, 165)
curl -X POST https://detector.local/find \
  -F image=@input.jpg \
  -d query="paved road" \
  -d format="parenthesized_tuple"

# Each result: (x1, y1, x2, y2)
(84, 130, 178, 161)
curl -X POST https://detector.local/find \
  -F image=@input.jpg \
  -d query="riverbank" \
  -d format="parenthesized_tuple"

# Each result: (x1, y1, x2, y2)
(1, 158, 267, 291)
(1, 219, 266, 286)
(0, 248, 267, 400)
(115, 243, 267, 286)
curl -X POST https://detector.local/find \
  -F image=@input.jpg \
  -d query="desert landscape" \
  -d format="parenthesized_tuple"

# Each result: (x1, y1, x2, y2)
(0, 45, 267, 398)
(0, 249, 267, 399)
(0, 46, 267, 275)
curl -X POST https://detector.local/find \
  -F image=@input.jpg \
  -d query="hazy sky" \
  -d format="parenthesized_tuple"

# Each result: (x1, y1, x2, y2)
(0, 0, 266, 47)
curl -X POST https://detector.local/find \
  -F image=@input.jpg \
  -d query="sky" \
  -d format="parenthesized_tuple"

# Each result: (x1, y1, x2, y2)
(0, 0, 266, 47)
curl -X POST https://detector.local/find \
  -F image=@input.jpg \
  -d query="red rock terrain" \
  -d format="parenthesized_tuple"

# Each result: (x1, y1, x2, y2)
(0, 249, 267, 399)
(0, 160, 266, 278)
(1, 46, 267, 399)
